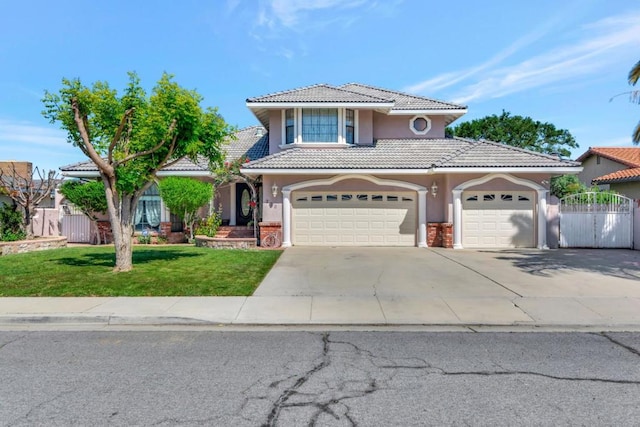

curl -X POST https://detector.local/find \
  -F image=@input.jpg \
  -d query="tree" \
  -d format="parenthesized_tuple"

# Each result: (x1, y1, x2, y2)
(0, 164, 58, 239)
(59, 180, 108, 244)
(628, 60, 640, 143)
(550, 175, 586, 199)
(43, 72, 233, 271)
(447, 111, 578, 158)
(158, 177, 212, 241)
(213, 156, 260, 238)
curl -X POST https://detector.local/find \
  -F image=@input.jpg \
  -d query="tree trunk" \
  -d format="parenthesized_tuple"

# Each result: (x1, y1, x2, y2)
(24, 206, 34, 240)
(111, 218, 134, 272)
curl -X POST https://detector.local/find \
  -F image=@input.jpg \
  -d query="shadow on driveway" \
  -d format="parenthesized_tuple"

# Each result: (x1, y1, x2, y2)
(484, 249, 640, 280)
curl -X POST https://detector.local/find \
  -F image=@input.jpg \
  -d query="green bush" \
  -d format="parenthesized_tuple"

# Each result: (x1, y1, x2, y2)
(0, 203, 26, 241)
(194, 212, 222, 237)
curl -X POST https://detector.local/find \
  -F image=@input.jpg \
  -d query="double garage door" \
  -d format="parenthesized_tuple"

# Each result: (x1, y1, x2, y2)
(462, 191, 535, 248)
(292, 191, 416, 246)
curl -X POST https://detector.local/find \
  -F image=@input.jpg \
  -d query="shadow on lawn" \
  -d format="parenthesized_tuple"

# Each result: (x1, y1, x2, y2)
(56, 249, 202, 268)
(483, 248, 640, 280)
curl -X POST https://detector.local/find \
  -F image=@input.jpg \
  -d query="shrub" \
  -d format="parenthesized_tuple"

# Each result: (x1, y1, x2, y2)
(194, 212, 222, 237)
(0, 203, 26, 241)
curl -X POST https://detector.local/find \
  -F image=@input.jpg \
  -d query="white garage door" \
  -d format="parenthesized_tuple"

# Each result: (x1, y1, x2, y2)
(292, 192, 416, 246)
(462, 191, 534, 248)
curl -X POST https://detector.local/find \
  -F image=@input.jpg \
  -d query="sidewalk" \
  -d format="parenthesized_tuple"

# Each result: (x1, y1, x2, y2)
(1, 295, 640, 330)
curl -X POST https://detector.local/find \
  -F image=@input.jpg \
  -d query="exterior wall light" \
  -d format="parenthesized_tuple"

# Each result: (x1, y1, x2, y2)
(431, 181, 438, 197)
(272, 182, 279, 198)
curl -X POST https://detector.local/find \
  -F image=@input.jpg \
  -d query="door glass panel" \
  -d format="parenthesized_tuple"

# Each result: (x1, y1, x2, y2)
(357, 194, 368, 201)
(372, 195, 383, 201)
(387, 195, 398, 201)
(341, 194, 352, 201)
(326, 194, 338, 201)
(241, 189, 251, 215)
(483, 194, 495, 201)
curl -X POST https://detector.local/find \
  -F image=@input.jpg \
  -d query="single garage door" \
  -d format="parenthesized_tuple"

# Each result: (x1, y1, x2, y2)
(292, 191, 416, 246)
(462, 191, 534, 248)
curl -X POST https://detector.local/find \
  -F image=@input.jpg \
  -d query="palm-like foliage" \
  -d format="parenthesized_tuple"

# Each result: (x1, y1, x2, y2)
(630, 60, 640, 143)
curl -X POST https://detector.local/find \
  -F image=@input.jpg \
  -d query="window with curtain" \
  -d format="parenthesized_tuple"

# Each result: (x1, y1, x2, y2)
(135, 183, 162, 231)
(345, 109, 354, 144)
(302, 108, 338, 142)
(285, 108, 295, 144)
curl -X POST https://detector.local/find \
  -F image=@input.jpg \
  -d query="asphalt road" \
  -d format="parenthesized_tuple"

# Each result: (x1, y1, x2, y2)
(1, 331, 640, 426)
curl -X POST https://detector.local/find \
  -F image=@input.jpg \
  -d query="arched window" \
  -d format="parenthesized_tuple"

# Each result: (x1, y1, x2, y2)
(135, 184, 161, 231)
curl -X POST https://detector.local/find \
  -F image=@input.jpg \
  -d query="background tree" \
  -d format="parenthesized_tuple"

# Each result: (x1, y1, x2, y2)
(447, 111, 578, 158)
(43, 72, 233, 271)
(0, 164, 58, 239)
(158, 177, 212, 241)
(550, 175, 586, 199)
(59, 180, 108, 244)
(628, 59, 640, 143)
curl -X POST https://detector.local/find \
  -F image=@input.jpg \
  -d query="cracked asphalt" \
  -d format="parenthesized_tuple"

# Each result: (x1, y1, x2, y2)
(1, 331, 640, 426)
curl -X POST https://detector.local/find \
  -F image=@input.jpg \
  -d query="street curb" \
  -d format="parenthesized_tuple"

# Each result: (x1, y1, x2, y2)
(2, 315, 640, 332)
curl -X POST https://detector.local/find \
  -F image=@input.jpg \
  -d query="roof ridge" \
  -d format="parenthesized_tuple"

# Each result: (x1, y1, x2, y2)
(246, 83, 333, 102)
(243, 146, 301, 166)
(474, 138, 576, 163)
(341, 82, 467, 108)
(433, 138, 477, 166)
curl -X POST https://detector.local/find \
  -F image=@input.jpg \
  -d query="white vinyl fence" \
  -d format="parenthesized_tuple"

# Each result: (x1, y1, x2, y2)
(559, 192, 633, 249)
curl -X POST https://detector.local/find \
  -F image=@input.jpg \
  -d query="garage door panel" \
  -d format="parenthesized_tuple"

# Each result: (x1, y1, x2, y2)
(463, 191, 534, 248)
(293, 191, 416, 246)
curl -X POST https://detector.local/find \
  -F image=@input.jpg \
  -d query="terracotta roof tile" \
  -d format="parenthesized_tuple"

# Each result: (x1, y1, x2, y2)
(576, 147, 640, 167)
(592, 167, 640, 184)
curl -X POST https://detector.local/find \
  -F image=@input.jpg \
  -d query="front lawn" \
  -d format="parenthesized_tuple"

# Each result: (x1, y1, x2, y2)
(0, 246, 282, 297)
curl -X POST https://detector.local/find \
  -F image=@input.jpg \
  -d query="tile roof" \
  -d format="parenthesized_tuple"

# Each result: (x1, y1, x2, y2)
(60, 126, 270, 173)
(575, 147, 640, 168)
(246, 84, 391, 104)
(340, 83, 466, 110)
(224, 126, 269, 162)
(242, 138, 579, 170)
(592, 167, 640, 184)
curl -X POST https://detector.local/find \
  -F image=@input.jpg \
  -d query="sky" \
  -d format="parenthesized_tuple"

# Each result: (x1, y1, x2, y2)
(0, 0, 639, 172)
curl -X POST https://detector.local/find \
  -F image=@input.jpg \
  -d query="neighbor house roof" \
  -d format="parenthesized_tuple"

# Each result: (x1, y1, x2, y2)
(576, 147, 640, 184)
(241, 138, 580, 174)
(575, 147, 640, 168)
(592, 168, 640, 184)
(246, 83, 468, 129)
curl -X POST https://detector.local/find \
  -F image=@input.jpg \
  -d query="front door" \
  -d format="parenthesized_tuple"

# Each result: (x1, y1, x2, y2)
(235, 183, 252, 226)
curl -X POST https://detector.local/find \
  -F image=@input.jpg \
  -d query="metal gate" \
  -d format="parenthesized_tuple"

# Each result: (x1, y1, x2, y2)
(61, 205, 92, 243)
(559, 192, 633, 248)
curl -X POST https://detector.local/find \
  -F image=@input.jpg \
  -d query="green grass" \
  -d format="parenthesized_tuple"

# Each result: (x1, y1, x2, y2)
(0, 246, 282, 297)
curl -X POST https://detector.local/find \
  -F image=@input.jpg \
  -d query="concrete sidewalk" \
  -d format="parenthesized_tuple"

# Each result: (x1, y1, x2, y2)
(1, 295, 640, 329)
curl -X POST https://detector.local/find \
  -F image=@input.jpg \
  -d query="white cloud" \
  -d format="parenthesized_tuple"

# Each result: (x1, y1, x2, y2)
(0, 120, 67, 148)
(406, 10, 640, 105)
(258, 0, 367, 29)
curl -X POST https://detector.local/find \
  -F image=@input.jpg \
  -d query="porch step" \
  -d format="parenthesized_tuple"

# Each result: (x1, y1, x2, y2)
(217, 226, 255, 238)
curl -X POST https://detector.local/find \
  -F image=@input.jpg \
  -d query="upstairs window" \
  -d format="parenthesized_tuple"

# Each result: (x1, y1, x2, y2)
(283, 108, 356, 145)
(285, 109, 295, 144)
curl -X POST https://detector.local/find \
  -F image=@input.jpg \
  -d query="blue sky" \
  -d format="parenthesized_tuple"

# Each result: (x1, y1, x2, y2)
(1, 0, 638, 172)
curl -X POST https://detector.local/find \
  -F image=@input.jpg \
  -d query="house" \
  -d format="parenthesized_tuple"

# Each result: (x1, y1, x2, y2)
(61, 83, 582, 249)
(576, 147, 640, 199)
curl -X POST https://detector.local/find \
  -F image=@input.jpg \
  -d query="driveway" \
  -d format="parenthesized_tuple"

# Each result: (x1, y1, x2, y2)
(250, 247, 640, 325)
(255, 247, 640, 298)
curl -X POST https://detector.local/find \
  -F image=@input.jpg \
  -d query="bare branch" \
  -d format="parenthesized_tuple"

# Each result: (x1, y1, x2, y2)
(71, 98, 114, 176)
(156, 132, 180, 169)
(108, 107, 135, 164)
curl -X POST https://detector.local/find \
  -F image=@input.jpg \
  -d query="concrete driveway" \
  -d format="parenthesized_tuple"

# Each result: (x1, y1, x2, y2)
(255, 247, 640, 298)
(250, 247, 640, 325)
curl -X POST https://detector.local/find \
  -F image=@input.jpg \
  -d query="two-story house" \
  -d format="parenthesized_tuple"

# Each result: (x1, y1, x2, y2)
(62, 83, 581, 248)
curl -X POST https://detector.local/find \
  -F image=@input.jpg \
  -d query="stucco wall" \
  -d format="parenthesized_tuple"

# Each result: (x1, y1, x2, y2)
(610, 182, 640, 200)
(32, 208, 60, 237)
(578, 155, 623, 189)
(358, 110, 373, 145)
(261, 172, 552, 226)
(372, 113, 446, 139)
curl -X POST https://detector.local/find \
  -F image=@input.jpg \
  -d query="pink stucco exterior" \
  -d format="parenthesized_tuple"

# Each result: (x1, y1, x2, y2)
(372, 113, 446, 139)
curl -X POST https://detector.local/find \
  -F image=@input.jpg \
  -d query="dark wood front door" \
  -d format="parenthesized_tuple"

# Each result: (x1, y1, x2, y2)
(236, 183, 252, 226)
